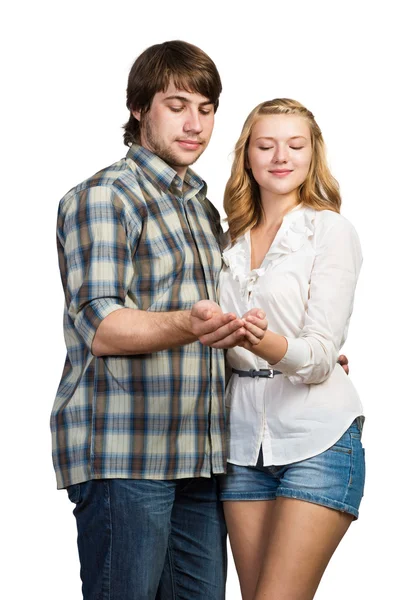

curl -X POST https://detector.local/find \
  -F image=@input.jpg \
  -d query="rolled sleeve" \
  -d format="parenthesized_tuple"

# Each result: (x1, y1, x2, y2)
(58, 185, 137, 352)
(74, 299, 125, 351)
(273, 216, 362, 385)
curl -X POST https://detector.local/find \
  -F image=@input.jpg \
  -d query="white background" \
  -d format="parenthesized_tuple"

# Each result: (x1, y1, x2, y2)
(2, 1, 398, 598)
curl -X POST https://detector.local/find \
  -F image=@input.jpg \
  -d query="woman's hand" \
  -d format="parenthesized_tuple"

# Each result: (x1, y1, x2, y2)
(239, 309, 268, 348)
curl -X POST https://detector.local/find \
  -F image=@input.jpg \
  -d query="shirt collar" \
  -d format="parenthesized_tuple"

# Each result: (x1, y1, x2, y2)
(126, 144, 207, 201)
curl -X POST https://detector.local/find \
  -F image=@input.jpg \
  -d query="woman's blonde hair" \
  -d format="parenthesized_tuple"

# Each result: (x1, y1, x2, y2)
(224, 98, 341, 244)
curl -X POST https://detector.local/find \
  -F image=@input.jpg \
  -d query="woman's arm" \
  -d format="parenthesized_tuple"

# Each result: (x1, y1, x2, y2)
(242, 215, 362, 384)
(240, 326, 288, 364)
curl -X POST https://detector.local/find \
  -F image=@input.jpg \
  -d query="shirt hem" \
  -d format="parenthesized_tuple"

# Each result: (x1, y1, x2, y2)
(56, 466, 227, 490)
(227, 413, 365, 468)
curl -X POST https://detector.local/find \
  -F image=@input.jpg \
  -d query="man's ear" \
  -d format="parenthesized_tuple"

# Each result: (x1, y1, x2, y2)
(131, 108, 141, 121)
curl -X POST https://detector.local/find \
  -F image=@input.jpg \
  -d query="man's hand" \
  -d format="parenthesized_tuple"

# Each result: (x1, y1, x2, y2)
(338, 354, 349, 375)
(190, 300, 246, 349)
(191, 301, 268, 350)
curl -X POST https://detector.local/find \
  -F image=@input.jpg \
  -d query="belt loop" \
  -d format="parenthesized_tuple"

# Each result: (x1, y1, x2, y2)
(356, 416, 364, 437)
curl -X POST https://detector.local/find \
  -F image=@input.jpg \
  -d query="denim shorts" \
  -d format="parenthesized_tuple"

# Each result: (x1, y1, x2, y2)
(219, 420, 365, 519)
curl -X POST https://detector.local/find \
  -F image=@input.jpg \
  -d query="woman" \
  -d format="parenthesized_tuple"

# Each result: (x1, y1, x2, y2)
(218, 99, 365, 600)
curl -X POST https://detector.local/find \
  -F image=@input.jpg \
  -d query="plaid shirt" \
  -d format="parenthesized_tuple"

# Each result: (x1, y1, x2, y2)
(51, 144, 227, 489)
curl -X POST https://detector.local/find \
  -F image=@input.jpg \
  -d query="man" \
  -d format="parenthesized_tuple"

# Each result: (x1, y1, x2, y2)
(51, 40, 265, 600)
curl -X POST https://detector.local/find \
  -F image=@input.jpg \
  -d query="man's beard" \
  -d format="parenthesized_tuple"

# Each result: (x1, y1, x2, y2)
(142, 115, 205, 170)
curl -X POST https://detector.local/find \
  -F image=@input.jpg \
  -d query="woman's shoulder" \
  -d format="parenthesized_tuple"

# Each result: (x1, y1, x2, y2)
(314, 209, 358, 236)
(312, 209, 361, 259)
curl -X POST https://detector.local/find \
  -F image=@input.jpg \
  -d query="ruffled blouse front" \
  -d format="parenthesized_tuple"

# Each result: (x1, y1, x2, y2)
(222, 205, 315, 300)
(219, 206, 364, 467)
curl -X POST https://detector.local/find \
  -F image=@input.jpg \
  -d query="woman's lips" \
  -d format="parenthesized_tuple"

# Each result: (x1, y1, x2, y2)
(269, 170, 293, 177)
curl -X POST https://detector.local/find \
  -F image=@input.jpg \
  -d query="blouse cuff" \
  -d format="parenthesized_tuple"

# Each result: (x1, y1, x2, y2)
(272, 336, 311, 375)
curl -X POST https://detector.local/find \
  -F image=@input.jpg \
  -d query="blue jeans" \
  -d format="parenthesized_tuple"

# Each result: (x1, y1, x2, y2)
(219, 420, 365, 519)
(67, 477, 227, 600)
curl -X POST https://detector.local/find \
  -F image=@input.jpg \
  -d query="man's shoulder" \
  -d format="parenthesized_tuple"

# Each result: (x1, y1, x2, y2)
(58, 156, 145, 213)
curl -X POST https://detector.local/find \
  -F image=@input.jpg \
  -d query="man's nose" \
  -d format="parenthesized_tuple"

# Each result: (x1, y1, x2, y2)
(183, 110, 202, 133)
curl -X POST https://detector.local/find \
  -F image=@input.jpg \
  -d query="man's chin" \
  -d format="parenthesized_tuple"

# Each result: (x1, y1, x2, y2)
(156, 145, 206, 172)
(172, 148, 205, 168)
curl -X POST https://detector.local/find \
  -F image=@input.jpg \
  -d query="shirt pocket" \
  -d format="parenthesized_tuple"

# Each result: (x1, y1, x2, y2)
(132, 229, 187, 307)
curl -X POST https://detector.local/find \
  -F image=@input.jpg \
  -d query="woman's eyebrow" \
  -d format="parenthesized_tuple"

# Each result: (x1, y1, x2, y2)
(255, 135, 308, 141)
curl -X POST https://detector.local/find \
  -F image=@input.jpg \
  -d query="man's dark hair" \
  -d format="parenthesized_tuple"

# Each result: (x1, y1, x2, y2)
(123, 40, 222, 146)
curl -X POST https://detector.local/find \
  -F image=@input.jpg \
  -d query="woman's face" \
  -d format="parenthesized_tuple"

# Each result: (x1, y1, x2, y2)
(247, 114, 313, 200)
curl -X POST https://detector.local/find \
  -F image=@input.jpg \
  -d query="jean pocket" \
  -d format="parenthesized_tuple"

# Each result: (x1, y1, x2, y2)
(330, 430, 352, 454)
(67, 483, 81, 504)
(330, 444, 352, 455)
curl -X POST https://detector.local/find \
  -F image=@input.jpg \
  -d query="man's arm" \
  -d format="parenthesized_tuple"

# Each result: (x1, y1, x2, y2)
(92, 303, 246, 356)
(60, 187, 249, 357)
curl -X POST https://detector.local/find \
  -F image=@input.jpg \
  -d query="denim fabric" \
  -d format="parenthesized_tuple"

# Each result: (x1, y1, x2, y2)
(67, 477, 227, 599)
(219, 420, 365, 519)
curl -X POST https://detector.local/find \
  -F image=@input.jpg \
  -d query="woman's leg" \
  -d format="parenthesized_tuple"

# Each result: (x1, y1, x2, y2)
(224, 421, 364, 599)
(223, 500, 277, 600)
(253, 497, 353, 600)
(253, 420, 365, 600)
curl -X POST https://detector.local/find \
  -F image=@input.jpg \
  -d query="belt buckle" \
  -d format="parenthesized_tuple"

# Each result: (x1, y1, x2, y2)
(267, 369, 275, 378)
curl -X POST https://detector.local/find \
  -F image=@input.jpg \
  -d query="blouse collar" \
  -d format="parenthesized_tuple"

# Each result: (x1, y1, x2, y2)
(222, 206, 316, 297)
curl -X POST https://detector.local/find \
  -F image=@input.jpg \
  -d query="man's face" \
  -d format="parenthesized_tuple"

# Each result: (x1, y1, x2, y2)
(133, 83, 215, 178)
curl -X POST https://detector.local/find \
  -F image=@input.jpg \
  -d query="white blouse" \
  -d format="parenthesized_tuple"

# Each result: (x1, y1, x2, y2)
(220, 206, 364, 467)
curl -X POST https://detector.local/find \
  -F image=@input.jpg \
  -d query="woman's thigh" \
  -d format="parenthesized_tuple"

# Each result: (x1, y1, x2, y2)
(224, 500, 277, 600)
(254, 497, 353, 600)
(219, 462, 280, 600)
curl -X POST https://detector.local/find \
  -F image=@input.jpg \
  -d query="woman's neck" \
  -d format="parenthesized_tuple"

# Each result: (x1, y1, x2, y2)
(259, 191, 299, 229)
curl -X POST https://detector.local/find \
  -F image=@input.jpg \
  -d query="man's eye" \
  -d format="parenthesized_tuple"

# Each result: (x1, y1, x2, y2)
(170, 107, 184, 113)
(200, 110, 211, 115)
